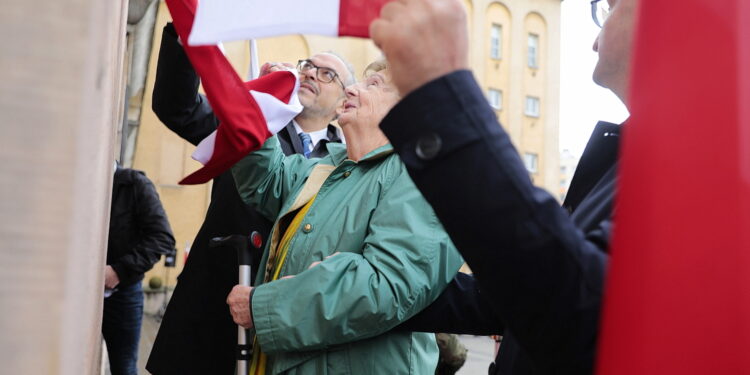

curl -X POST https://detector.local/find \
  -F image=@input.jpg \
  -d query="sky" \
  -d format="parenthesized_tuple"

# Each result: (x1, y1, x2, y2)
(559, 0, 630, 157)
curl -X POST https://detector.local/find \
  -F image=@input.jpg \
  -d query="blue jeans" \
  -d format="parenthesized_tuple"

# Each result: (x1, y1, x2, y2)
(103, 282, 144, 375)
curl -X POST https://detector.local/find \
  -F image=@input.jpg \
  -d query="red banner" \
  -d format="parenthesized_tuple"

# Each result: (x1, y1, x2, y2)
(597, 0, 750, 373)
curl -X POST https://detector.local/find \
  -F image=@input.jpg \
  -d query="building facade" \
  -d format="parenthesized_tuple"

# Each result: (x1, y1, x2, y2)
(559, 148, 580, 202)
(131, 0, 562, 285)
(467, 0, 562, 190)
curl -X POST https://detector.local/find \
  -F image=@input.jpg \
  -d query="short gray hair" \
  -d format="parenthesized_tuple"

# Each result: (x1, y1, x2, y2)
(321, 50, 356, 86)
(364, 58, 388, 76)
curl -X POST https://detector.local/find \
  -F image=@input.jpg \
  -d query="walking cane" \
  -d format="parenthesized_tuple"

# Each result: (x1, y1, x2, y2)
(210, 232, 263, 375)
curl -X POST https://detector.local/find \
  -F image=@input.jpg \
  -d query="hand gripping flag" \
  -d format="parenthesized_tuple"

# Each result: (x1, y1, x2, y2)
(165, 0, 302, 185)
(187, 0, 393, 45)
(597, 0, 750, 374)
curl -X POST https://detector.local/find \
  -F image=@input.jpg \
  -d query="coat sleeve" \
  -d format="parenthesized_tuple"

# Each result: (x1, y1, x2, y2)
(249, 169, 464, 354)
(395, 272, 504, 336)
(379, 70, 608, 373)
(110, 172, 176, 286)
(152, 23, 218, 146)
(231, 136, 317, 222)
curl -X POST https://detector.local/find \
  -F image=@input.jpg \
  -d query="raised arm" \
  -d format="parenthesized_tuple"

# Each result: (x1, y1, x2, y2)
(380, 71, 607, 372)
(152, 23, 218, 145)
(231, 137, 317, 222)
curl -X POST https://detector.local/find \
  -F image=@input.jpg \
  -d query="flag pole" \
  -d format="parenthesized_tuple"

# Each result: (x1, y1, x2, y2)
(247, 39, 260, 80)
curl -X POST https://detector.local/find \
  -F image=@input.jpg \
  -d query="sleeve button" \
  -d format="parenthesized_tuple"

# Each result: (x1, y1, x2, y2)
(415, 133, 442, 160)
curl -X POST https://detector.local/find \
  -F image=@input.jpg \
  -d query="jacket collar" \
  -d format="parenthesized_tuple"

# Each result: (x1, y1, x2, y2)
(563, 121, 622, 212)
(325, 143, 394, 166)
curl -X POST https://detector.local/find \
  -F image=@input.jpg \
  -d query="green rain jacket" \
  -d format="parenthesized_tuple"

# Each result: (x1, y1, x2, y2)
(231, 136, 463, 375)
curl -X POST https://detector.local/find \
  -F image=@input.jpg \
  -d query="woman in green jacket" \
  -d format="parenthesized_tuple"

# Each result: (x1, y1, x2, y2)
(228, 60, 463, 375)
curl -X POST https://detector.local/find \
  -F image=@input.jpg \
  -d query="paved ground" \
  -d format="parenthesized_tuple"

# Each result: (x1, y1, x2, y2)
(136, 313, 161, 374)
(106, 313, 496, 375)
(101, 310, 161, 375)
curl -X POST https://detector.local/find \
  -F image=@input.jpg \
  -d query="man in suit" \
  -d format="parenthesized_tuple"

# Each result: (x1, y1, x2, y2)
(146, 23, 354, 375)
(373, 0, 637, 373)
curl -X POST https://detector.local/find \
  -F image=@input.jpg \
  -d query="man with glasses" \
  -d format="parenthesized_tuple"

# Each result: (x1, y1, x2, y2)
(269, 57, 354, 158)
(146, 22, 354, 375)
(374, 0, 636, 373)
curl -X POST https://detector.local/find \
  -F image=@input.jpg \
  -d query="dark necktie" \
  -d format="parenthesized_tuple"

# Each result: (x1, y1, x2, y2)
(298, 132, 313, 158)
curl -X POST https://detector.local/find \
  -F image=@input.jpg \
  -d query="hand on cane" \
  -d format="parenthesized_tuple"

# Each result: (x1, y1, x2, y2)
(227, 285, 254, 329)
(229, 253, 341, 328)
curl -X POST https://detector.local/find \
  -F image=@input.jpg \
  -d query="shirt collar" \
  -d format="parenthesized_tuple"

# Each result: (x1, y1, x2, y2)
(292, 120, 332, 149)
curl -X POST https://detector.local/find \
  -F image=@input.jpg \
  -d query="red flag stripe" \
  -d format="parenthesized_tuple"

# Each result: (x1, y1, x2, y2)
(739, 2, 750, 369)
(165, 0, 274, 185)
(597, 0, 750, 374)
(338, 0, 393, 38)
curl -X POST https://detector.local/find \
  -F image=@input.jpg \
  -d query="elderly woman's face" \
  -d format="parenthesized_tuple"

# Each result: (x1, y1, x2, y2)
(337, 70, 400, 128)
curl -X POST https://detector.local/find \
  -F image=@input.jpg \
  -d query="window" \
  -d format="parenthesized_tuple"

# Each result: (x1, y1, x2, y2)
(488, 88, 503, 110)
(490, 24, 502, 59)
(528, 33, 539, 68)
(525, 96, 540, 117)
(523, 153, 539, 173)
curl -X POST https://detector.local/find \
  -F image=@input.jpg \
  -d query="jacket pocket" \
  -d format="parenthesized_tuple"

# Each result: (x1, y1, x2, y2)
(325, 345, 352, 375)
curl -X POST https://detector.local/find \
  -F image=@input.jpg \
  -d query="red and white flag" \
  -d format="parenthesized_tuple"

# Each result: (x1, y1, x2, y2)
(189, 72, 302, 176)
(165, 0, 302, 185)
(188, 0, 392, 46)
(597, 0, 750, 373)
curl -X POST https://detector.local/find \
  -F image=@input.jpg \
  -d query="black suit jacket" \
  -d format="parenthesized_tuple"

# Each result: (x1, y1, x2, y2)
(146, 24, 340, 375)
(383, 70, 619, 375)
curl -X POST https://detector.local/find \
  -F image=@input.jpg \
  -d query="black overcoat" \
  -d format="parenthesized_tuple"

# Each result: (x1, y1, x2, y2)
(385, 70, 620, 375)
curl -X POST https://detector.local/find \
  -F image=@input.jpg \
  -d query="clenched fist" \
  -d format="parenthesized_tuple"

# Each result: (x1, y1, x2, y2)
(226, 285, 254, 329)
(370, 0, 469, 96)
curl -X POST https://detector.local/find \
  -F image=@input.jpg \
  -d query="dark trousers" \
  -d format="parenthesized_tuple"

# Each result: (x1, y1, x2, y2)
(103, 282, 144, 375)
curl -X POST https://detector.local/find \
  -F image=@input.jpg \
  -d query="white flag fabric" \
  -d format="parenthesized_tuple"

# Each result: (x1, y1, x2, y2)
(192, 81, 302, 164)
(188, 0, 391, 46)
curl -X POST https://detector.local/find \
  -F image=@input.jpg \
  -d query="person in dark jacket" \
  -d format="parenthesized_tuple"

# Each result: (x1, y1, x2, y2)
(146, 23, 353, 375)
(373, 0, 636, 373)
(105, 166, 175, 375)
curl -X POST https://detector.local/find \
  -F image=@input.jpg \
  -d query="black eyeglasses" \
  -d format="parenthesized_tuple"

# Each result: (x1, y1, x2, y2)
(591, 0, 611, 28)
(297, 59, 346, 90)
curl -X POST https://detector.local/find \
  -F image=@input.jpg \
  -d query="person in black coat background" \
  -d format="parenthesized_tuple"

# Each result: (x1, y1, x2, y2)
(146, 23, 353, 375)
(374, 0, 638, 373)
(105, 166, 175, 375)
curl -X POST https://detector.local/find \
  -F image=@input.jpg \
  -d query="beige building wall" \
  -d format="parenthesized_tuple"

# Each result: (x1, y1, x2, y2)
(0, 0, 128, 373)
(469, 0, 562, 190)
(136, 0, 561, 285)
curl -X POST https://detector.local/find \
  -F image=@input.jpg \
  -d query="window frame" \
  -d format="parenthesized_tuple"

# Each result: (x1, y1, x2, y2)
(488, 88, 503, 110)
(523, 152, 539, 173)
(490, 24, 503, 60)
(525, 96, 541, 117)
(527, 33, 540, 69)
